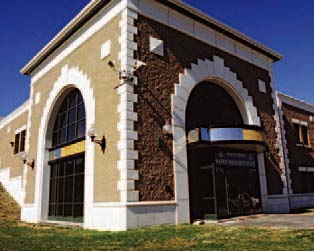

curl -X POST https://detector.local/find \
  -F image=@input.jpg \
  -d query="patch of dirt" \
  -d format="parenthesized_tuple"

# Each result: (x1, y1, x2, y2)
(0, 183, 21, 222)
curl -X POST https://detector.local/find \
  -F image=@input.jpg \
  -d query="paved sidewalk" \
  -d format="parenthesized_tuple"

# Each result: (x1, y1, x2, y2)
(216, 210, 314, 229)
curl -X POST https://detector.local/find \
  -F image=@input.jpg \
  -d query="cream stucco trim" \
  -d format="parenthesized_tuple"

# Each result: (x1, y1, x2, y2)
(117, 8, 139, 203)
(22, 83, 34, 207)
(21, 65, 96, 228)
(172, 56, 263, 224)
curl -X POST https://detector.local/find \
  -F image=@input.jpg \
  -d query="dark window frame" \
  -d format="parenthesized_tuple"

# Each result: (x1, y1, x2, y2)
(13, 130, 26, 155)
(48, 154, 85, 221)
(48, 89, 86, 222)
(52, 90, 86, 148)
(293, 122, 310, 147)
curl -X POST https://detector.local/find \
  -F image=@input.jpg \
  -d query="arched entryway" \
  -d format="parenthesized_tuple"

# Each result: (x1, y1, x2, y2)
(45, 88, 86, 223)
(186, 82, 263, 221)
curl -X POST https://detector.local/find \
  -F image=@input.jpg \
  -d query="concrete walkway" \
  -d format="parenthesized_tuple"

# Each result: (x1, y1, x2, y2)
(213, 210, 314, 229)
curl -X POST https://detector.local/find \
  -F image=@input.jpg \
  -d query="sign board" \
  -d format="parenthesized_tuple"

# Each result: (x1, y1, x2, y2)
(215, 151, 256, 168)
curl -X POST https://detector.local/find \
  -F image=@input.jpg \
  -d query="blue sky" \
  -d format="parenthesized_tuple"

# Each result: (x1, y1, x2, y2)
(0, 0, 313, 117)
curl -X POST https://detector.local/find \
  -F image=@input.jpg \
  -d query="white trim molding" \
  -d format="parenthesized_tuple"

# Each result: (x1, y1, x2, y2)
(29, 0, 127, 84)
(277, 92, 314, 114)
(0, 168, 23, 205)
(171, 56, 262, 224)
(275, 91, 293, 195)
(15, 125, 27, 134)
(117, 7, 139, 203)
(21, 65, 96, 230)
(21, 0, 280, 76)
(298, 167, 314, 172)
(292, 118, 308, 127)
(128, 0, 277, 71)
(0, 100, 29, 130)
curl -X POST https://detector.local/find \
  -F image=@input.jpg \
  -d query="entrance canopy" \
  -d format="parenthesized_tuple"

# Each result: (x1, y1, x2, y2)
(188, 125, 267, 153)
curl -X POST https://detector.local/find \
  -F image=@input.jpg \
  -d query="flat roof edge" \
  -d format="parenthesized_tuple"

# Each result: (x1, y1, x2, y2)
(21, 0, 282, 76)
(0, 100, 30, 130)
(20, 0, 112, 75)
(277, 92, 314, 113)
(164, 0, 282, 61)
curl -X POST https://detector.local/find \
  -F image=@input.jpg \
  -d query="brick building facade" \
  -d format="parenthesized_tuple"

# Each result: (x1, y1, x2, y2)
(0, 0, 313, 230)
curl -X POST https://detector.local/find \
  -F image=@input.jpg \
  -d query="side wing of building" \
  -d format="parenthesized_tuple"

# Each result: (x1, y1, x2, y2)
(0, 101, 29, 204)
(277, 92, 314, 209)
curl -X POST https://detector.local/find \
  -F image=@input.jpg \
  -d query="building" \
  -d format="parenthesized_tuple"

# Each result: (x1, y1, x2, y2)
(0, 0, 313, 231)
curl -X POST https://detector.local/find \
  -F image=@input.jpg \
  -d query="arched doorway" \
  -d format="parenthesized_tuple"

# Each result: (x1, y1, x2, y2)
(186, 82, 262, 221)
(46, 89, 86, 222)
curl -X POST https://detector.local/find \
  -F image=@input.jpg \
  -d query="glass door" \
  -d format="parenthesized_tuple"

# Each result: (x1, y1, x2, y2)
(215, 167, 229, 219)
(226, 167, 262, 216)
(48, 154, 85, 223)
(200, 165, 216, 220)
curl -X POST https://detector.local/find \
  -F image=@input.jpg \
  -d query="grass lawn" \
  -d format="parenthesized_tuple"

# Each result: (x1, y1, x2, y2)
(0, 221, 314, 251)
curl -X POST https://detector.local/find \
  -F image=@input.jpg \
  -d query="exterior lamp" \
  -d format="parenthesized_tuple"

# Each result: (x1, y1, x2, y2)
(9, 141, 15, 147)
(22, 152, 35, 169)
(157, 120, 173, 148)
(88, 127, 106, 154)
(162, 120, 173, 136)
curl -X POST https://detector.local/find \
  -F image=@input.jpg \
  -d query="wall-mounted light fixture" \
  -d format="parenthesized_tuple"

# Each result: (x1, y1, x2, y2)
(21, 152, 35, 169)
(157, 120, 173, 148)
(88, 127, 106, 154)
(10, 141, 15, 147)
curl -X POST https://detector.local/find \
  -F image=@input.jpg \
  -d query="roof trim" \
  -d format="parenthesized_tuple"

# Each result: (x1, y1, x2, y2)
(21, 0, 112, 75)
(0, 100, 30, 130)
(21, 0, 282, 75)
(277, 92, 314, 114)
(161, 0, 282, 61)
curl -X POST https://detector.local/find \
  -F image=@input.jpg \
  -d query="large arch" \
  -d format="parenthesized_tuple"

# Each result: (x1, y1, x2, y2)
(172, 56, 267, 224)
(33, 65, 95, 226)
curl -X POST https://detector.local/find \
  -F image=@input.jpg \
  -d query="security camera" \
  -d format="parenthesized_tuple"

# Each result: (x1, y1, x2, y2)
(132, 60, 146, 72)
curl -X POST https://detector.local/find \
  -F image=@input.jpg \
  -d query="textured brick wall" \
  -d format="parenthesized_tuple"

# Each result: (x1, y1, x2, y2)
(134, 15, 282, 201)
(282, 103, 314, 193)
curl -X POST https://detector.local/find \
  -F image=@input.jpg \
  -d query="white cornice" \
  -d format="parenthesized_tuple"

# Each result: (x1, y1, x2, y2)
(29, 0, 126, 84)
(21, 0, 118, 75)
(128, 0, 277, 70)
(21, 0, 281, 77)
(0, 100, 30, 130)
(277, 92, 314, 114)
(166, 0, 282, 61)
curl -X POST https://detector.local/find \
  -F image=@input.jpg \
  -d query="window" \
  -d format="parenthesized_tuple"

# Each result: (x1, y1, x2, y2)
(48, 155, 85, 221)
(293, 123, 302, 144)
(293, 122, 310, 146)
(52, 90, 86, 147)
(20, 130, 26, 152)
(301, 125, 309, 145)
(48, 89, 86, 222)
(14, 130, 26, 154)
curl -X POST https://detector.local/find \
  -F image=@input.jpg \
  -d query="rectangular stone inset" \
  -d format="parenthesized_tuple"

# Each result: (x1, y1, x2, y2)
(101, 40, 111, 59)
